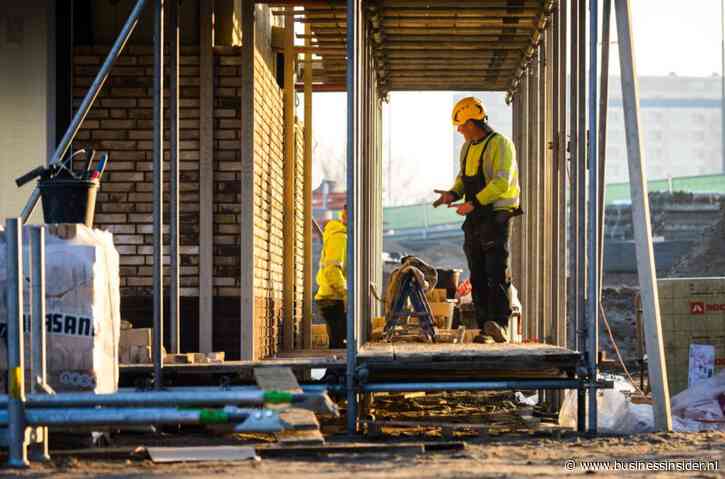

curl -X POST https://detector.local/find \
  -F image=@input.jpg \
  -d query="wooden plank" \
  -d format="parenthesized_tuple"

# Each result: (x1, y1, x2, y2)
(199, 0, 214, 354)
(282, 6, 297, 352)
(240, 0, 256, 360)
(254, 367, 302, 392)
(279, 409, 320, 431)
(275, 428, 325, 445)
(614, 0, 672, 431)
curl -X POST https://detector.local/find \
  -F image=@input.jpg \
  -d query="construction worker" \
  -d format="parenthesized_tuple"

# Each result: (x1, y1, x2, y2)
(315, 204, 348, 348)
(433, 97, 521, 343)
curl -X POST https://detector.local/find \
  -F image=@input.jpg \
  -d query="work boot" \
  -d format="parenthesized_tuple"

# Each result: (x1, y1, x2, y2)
(484, 321, 509, 343)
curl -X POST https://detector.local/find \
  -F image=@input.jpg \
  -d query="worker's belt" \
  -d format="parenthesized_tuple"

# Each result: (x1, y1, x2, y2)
(462, 205, 524, 237)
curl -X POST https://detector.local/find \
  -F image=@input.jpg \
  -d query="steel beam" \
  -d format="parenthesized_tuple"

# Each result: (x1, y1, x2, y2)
(587, 0, 599, 435)
(29, 226, 49, 462)
(345, 0, 363, 434)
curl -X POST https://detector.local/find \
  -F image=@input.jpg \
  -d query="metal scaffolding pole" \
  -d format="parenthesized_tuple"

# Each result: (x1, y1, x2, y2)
(567, 0, 580, 352)
(519, 73, 529, 339)
(551, 4, 561, 351)
(559, 0, 569, 348)
(346, 0, 363, 434)
(614, 0, 672, 431)
(30, 226, 49, 462)
(587, 0, 600, 435)
(5, 218, 27, 468)
(577, 0, 587, 358)
(0, 407, 284, 431)
(362, 380, 583, 393)
(0, 389, 332, 410)
(169, 0, 180, 354)
(152, 0, 165, 390)
(598, 0, 612, 300)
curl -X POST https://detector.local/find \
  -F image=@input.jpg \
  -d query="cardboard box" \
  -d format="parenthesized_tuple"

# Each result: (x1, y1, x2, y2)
(120, 328, 152, 364)
(429, 301, 455, 329)
(426, 289, 448, 303)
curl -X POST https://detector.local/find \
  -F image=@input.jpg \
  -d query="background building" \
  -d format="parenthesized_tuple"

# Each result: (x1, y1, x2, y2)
(452, 75, 724, 184)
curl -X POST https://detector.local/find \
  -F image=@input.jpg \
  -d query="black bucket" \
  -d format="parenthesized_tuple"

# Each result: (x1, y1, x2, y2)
(38, 178, 99, 228)
(435, 268, 462, 299)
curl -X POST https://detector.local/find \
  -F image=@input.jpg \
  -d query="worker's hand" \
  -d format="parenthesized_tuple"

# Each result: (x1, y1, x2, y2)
(451, 201, 475, 216)
(432, 189, 456, 208)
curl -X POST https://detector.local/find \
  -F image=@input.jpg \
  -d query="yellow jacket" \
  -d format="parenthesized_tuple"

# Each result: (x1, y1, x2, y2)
(315, 219, 347, 301)
(450, 133, 520, 211)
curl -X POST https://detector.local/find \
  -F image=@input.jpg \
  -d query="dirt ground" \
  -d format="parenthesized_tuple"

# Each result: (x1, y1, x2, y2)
(4, 430, 724, 478)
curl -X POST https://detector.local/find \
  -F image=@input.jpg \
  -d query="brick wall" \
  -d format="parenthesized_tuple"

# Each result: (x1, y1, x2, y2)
(250, 48, 285, 358)
(72, 44, 300, 359)
(72, 45, 202, 297)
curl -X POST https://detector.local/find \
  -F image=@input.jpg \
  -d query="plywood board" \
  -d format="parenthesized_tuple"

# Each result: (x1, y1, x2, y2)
(147, 446, 257, 463)
(254, 366, 301, 392)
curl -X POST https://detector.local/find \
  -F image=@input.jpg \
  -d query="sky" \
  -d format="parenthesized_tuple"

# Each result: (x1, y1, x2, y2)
(308, 0, 725, 205)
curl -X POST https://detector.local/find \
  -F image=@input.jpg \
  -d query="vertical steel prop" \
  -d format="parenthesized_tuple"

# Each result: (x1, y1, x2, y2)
(30, 226, 49, 461)
(6, 218, 28, 467)
(614, 0, 672, 431)
(169, 0, 180, 354)
(152, 0, 165, 390)
(346, 0, 363, 434)
(587, 0, 600, 434)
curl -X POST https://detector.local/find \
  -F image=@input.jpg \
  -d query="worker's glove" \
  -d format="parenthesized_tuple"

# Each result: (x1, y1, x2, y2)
(432, 189, 456, 208)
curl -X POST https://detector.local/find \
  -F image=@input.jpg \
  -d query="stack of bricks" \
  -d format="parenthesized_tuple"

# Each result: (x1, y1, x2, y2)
(72, 44, 302, 359)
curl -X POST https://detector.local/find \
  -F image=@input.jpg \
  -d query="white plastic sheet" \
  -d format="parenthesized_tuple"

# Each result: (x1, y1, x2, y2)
(559, 374, 654, 434)
(559, 371, 725, 433)
(0, 225, 121, 394)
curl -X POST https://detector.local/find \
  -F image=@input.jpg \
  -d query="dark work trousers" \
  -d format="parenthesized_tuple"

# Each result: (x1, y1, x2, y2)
(316, 299, 346, 348)
(462, 214, 512, 330)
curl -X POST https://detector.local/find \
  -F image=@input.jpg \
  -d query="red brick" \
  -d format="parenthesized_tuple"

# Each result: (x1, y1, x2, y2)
(115, 235, 144, 245)
(110, 109, 128, 119)
(111, 87, 146, 97)
(95, 213, 128, 223)
(120, 255, 145, 266)
(100, 98, 137, 108)
(92, 130, 128, 140)
(129, 213, 153, 223)
(129, 130, 153, 140)
(106, 161, 135, 171)
(108, 172, 144, 182)
(75, 56, 100, 65)
(101, 182, 134, 192)
(101, 119, 136, 129)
